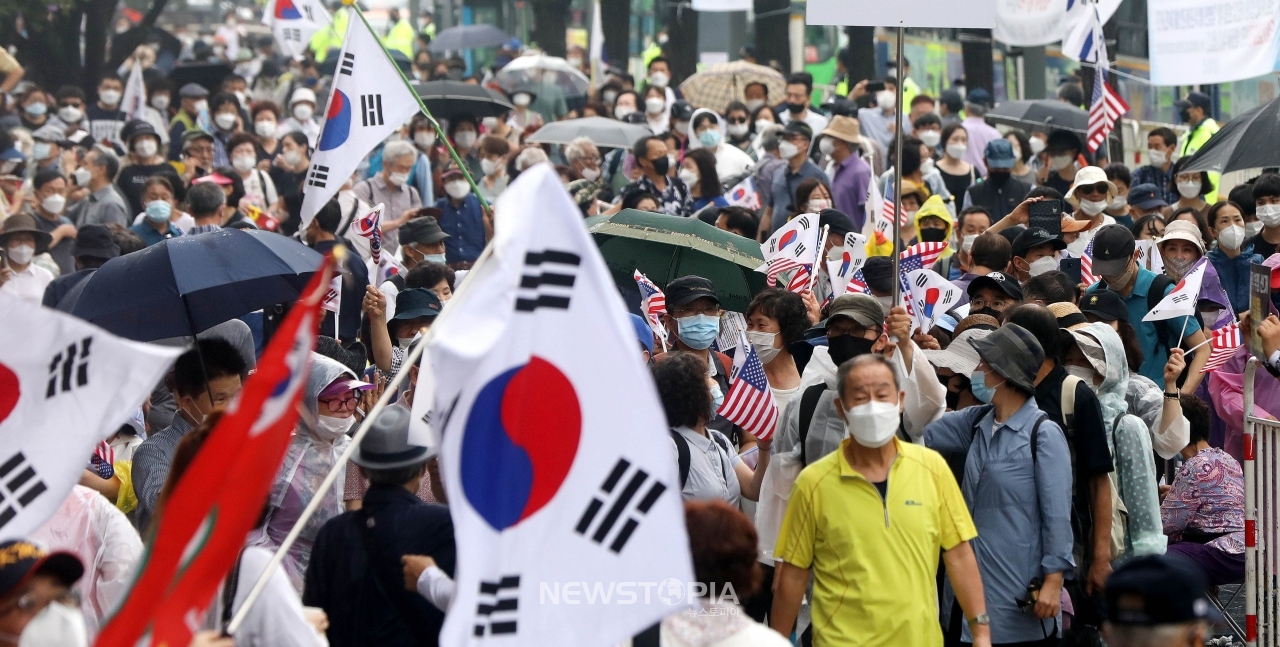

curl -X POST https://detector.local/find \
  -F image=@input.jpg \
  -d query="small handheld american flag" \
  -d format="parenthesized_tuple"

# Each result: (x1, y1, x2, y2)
(633, 270, 669, 348)
(352, 203, 384, 265)
(717, 331, 779, 441)
(1201, 320, 1242, 374)
(1080, 238, 1099, 287)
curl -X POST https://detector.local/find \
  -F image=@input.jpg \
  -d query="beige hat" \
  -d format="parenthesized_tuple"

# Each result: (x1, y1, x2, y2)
(1157, 220, 1205, 255)
(819, 115, 861, 145)
(1066, 166, 1118, 206)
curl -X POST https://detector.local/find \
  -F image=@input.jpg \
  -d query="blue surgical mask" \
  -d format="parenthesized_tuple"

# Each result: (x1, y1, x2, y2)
(709, 382, 724, 418)
(969, 370, 1002, 404)
(676, 314, 720, 350)
(145, 200, 172, 223)
(424, 253, 446, 264)
(698, 129, 722, 148)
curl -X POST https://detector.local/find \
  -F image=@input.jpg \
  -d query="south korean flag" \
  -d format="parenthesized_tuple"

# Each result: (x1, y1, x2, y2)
(299, 6, 420, 228)
(428, 165, 695, 646)
(1144, 257, 1207, 322)
(263, 0, 331, 59)
(0, 295, 180, 541)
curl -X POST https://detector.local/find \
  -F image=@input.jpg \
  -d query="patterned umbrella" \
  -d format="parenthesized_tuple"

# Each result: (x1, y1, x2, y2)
(677, 61, 787, 113)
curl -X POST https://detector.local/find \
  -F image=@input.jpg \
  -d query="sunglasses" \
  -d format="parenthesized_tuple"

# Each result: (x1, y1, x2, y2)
(1078, 182, 1110, 195)
(726, 117, 748, 125)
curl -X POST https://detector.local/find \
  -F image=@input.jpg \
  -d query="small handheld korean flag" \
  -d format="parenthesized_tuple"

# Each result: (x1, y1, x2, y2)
(756, 213, 821, 287)
(0, 295, 180, 541)
(263, 0, 331, 59)
(429, 165, 694, 646)
(1143, 257, 1207, 322)
(907, 269, 960, 334)
(827, 232, 868, 296)
(299, 7, 419, 228)
(723, 176, 761, 210)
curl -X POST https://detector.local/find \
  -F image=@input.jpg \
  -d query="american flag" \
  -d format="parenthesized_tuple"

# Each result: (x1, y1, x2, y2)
(1083, 6, 1129, 153)
(717, 331, 779, 441)
(88, 440, 116, 479)
(633, 270, 667, 334)
(881, 182, 911, 229)
(351, 203, 384, 265)
(764, 258, 812, 293)
(1081, 237, 1099, 287)
(897, 242, 949, 316)
(321, 275, 341, 313)
(1201, 321, 1242, 373)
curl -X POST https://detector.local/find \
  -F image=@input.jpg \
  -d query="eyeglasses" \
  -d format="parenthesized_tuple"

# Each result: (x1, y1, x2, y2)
(319, 393, 358, 413)
(578, 155, 601, 165)
(671, 304, 723, 318)
(826, 319, 878, 338)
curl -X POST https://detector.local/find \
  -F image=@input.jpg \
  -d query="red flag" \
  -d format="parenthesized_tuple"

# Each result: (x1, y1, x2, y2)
(96, 255, 335, 647)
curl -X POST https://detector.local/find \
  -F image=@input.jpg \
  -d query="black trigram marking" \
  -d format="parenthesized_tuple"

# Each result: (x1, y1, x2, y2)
(516, 250, 580, 312)
(339, 52, 355, 76)
(1171, 293, 1190, 304)
(474, 575, 519, 637)
(0, 454, 47, 530)
(46, 337, 91, 398)
(791, 242, 807, 257)
(302, 5, 314, 20)
(575, 458, 668, 553)
(360, 94, 384, 127)
(282, 27, 302, 42)
(307, 164, 330, 188)
(913, 273, 929, 287)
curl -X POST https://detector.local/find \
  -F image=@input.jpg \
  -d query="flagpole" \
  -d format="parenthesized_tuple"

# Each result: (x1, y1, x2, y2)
(1177, 314, 1191, 348)
(225, 337, 429, 635)
(809, 224, 829, 295)
(1186, 337, 1210, 353)
(889, 21, 905, 336)
(346, 1, 492, 213)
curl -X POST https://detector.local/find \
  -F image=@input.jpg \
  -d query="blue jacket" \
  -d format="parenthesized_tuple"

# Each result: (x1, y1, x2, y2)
(304, 485, 456, 647)
(436, 194, 486, 264)
(1208, 244, 1263, 314)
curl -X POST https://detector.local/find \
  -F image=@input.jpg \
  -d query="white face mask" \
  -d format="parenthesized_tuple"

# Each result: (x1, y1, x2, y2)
(214, 112, 237, 130)
(807, 198, 830, 212)
(445, 180, 471, 199)
(6, 244, 35, 265)
(41, 194, 66, 215)
(1246, 220, 1265, 237)
(481, 158, 502, 176)
(1079, 199, 1108, 216)
(754, 119, 772, 133)
(614, 105, 635, 120)
(73, 167, 91, 187)
(945, 143, 967, 160)
(920, 158, 936, 176)
(580, 167, 601, 181)
(1257, 204, 1280, 228)
(283, 150, 303, 167)
(513, 93, 531, 107)
(745, 99, 765, 112)
(388, 171, 410, 187)
(777, 141, 799, 160)
(99, 89, 121, 106)
(677, 168, 698, 186)
(17, 601, 88, 647)
(603, 90, 618, 104)
(313, 414, 354, 440)
(1029, 137, 1046, 155)
(151, 95, 170, 111)
(1048, 154, 1073, 171)
(397, 337, 416, 349)
(454, 131, 477, 148)
(414, 131, 436, 148)
(818, 137, 835, 156)
(292, 104, 314, 121)
(232, 154, 256, 173)
(919, 130, 941, 148)
(961, 234, 978, 254)
(645, 97, 665, 115)
(58, 106, 82, 123)
(746, 330, 782, 365)
(727, 123, 749, 138)
(32, 142, 53, 161)
(1177, 181, 1202, 198)
(843, 400, 900, 448)
(1148, 149, 1167, 167)
(255, 120, 277, 137)
(876, 91, 896, 112)
(1108, 195, 1128, 211)
(648, 72, 670, 88)
(1064, 364, 1097, 385)
(1027, 255, 1058, 277)
(134, 138, 158, 158)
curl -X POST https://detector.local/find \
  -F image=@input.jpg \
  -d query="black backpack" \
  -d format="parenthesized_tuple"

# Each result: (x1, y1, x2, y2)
(671, 429, 734, 489)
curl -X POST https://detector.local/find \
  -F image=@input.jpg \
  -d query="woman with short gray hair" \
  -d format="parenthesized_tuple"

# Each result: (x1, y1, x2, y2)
(352, 138, 422, 255)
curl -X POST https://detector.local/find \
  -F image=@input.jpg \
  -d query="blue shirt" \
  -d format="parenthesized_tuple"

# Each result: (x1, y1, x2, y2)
(130, 221, 184, 247)
(1208, 244, 1264, 314)
(436, 194, 486, 263)
(1131, 164, 1179, 206)
(1086, 267, 1201, 385)
(769, 160, 829, 235)
(924, 399, 1074, 644)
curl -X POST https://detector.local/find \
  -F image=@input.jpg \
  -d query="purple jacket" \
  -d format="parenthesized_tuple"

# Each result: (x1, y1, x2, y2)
(830, 153, 871, 232)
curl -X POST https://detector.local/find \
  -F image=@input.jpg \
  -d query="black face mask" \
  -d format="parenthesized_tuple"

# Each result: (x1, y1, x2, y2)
(971, 306, 1001, 320)
(945, 375, 971, 410)
(786, 101, 806, 115)
(1179, 109, 1192, 123)
(986, 169, 1011, 184)
(826, 335, 876, 366)
(650, 155, 670, 176)
(919, 228, 947, 243)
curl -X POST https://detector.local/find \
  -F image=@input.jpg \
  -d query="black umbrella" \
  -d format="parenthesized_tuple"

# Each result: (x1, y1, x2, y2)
(412, 80, 514, 119)
(167, 63, 236, 95)
(1180, 99, 1279, 174)
(72, 229, 323, 342)
(427, 24, 510, 52)
(986, 99, 1089, 134)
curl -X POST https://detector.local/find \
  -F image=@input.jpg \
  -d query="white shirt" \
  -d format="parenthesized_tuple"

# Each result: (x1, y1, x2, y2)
(779, 108, 829, 135)
(712, 144, 755, 182)
(203, 546, 325, 647)
(279, 117, 322, 149)
(415, 564, 457, 612)
(1, 262, 54, 302)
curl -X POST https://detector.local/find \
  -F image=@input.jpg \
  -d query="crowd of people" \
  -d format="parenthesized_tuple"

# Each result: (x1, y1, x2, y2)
(2, 8, 1280, 647)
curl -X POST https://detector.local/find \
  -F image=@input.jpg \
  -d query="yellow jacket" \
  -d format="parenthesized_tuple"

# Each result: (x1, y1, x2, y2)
(866, 194, 953, 258)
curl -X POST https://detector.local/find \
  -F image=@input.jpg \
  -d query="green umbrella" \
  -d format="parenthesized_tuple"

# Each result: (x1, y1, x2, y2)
(585, 209, 767, 313)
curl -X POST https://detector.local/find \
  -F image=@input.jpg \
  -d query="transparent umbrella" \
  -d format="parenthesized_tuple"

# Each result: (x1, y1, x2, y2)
(494, 54, 591, 100)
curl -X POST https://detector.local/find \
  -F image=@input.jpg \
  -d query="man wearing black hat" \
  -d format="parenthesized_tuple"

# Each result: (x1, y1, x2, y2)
(41, 224, 120, 309)
(305, 406, 455, 647)
(762, 120, 829, 238)
(0, 539, 86, 644)
(966, 271, 1023, 319)
(1009, 227, 1067, 283)
(375, 214, 449, 319)
(1102, 554, 1220, 646)
(115, 119, 184, 215)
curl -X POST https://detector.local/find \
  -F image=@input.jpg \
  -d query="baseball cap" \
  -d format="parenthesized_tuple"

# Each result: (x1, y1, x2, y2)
(1128, 183, 1168, 211)
(440, 168, 466, 182)
(827, 294, 885, 329)
(969, 323, 1044, 392)
(984, 139, 1016, 169)
(967, 271, 1023, 301)
(1106, 554, 1222, 626)
(182, 128, 215, 147)
(939, 89, 964, 113)
(966, 88, 992, 107)
(73, 224, 121, 259)
(1080, 290, 1129, 323)
(782, 120, 813, 141)
(665, 275, 720, 307)
(861, 256, 894, 294)
(391, 288, 443, 321)
(818, 209, 855, 237)
(630, 313, 655, 355)
(399, 216, 450, 246)
(924, 328, 991, 375)
(670, 100, 695, 123)
(1011, 227, 1066, 258)
(31, 125, 72, 146)
(1089, 224, 1137, 277)
(1175, 91, 1212, 113)
(0, 540, 84, 599)
(1061, 216, 1092, 233)
(1158, 220, 1205, 255)
(1065, 326, 1108, 376)
(318, 377, 376, 399)
(120, 119, 158, 144)
(179, 83, 209, 99)
(193, 171, 234, 186)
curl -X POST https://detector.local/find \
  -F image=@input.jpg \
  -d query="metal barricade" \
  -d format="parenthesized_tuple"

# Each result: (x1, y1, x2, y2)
(1246, 358, 1280, 646)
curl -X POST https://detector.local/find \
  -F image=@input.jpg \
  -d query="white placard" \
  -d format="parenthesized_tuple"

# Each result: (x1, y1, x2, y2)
(806, 0, 996, 28)
(994, 0, 1067, 47)
(1148, 0, 1280, 85)
(692, 0, 750, 10)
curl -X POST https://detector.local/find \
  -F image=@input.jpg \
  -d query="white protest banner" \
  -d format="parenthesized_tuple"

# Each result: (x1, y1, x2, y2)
(1148, 0, 1280, 85)
(807, 0, 995, 28)
(994, 0, 1068, 47)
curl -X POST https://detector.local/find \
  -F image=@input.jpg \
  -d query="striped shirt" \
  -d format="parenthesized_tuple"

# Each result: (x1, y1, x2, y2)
(131, 415, 193, 532)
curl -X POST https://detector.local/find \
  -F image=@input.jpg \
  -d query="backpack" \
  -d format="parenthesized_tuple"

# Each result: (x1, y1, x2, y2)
(1062, 375, 1128, 561)
(797, 384, 829, 466)
(671, 429, 733, 490)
